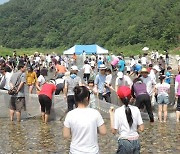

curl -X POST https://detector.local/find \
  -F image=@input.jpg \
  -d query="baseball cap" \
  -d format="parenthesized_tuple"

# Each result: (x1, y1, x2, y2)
(71, 65, 79, 71)
(117, 86, 131, 99)
(117, 72, 124, 78)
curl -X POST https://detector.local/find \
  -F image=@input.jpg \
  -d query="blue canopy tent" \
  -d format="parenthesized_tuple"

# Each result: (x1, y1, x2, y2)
(63, 44, 108, 55)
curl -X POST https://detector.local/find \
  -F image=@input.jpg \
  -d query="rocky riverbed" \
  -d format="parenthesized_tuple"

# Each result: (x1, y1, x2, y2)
(0, 117, 179, 153)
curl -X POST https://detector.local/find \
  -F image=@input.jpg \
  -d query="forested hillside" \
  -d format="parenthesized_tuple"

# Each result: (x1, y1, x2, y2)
(0, 0, 179, 50)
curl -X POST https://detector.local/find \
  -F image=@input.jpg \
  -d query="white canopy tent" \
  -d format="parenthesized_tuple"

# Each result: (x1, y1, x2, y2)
(63, 44, 108, 55)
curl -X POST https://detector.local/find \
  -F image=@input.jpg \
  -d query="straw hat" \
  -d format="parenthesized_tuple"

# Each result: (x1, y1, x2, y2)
(141, 68, 148, 73)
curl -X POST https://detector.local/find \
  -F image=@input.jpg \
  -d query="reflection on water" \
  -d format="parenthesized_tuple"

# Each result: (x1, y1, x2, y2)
(8, 123, 27, 153)
(0, 118, 179, 153)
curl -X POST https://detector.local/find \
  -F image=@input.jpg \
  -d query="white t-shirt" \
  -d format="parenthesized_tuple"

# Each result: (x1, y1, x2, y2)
(83, 64, 92, 74)
(155, 82, 170, 96)
(64, 108, 104, 154)
(46, 55, 51, 63)
(141, 57, 147, 65)
(91, 55, 96, 61)
(126, 65, 131, 71)
(114, 105, 143, 139)
(37, 75, 46, 86)
(115, 75, 133, 88)
(151, 52, 155, 60)
(149, 70, 157, 84)
(4, 72, 13, 90)
(105, 74, 112, 85)
(140, 76, 155, 96)
(35, 56, 41, 63)
(55, 77, 65, 84)
(90, 60, 96, 67)
(130, 59, 136, 67)
(178, 60, 180, 66)
(55, 56, 59, 62)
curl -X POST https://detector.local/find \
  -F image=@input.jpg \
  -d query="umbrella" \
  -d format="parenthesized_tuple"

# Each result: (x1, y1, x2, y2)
(142, 47, 149, 51)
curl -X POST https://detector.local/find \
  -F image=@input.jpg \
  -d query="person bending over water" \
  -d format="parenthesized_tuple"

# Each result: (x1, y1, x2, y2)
(38, 79, 56, 124)
(63, 86, 106, 154)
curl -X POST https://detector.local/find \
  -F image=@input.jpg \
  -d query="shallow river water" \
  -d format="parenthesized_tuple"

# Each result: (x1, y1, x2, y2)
(0, 115, 179, 154)
(0, 56, 179, 153)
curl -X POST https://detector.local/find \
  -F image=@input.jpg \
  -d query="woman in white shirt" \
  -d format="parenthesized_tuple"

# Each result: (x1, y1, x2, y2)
(63, 86, 106, 154)
(109, 86, 144, 154)
(83, 60, 92, 82)
(155, 75, 170, 123)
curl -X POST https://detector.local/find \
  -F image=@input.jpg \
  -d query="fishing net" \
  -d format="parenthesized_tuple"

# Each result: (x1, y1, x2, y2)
(0, 90, 120, 120)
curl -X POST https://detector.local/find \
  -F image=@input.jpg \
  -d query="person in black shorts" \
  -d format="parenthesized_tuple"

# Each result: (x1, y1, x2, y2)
(38, 79, 56, 124)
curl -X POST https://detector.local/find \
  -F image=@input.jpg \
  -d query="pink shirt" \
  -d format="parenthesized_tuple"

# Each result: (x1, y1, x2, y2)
(175, 75, 180, 95)
(111, 57, 119, 66)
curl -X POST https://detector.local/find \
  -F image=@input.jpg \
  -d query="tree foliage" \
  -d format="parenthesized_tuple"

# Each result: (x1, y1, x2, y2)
(0, 0, 179, 50)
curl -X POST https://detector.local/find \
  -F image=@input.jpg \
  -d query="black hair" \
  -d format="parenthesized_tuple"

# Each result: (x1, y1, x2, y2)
(88, 80, 94, 85)
(27, 65, 33, 72)
(121, 97, 133, 128)
(159, 75, 165, 84)
(149, 64, 153, 67)
(0, 67, 5, 71)
(106, 68, 111, 73)
(17, 63, 25, 70)
(84, 60, 88, 64)
(73, 86, 90, 104)
(167, 66, 172, 70)
(133, 78, 142, 84)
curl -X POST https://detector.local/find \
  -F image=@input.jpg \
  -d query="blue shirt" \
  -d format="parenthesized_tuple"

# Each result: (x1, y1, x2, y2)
(134, 64, 142, 72)
(97, 60, 103, 68)
(118, 60, 125, 72)
(95, 74, 110, 93)
(165, 71, 171, 84)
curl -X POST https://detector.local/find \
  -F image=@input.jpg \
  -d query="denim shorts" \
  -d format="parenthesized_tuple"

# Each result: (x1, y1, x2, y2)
(157, 95, 169, 105)
(117, 139, 140, 154)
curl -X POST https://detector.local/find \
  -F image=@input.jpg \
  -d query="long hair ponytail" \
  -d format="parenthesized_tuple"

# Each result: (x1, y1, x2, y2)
(121, 97, 133, 128)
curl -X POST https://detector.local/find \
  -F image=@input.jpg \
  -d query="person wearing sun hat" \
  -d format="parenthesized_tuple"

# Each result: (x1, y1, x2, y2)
(109, 86, 144, 154)
(94, 64, 111, 103)
(140, 68, 156, 97)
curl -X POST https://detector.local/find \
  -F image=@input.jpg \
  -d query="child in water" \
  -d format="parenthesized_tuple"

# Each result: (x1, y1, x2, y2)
(103, 68, 113, 96)
(87, 80, 96, 109)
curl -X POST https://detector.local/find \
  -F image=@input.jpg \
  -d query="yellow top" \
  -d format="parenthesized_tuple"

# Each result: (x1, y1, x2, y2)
(26, 71, 37, 85)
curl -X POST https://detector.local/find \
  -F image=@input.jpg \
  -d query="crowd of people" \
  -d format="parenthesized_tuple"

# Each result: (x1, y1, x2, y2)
(0, 50, 180, 153)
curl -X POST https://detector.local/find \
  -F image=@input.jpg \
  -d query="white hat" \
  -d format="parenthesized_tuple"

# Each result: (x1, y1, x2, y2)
(153, 65, 161, 72)
(99, 64, 107, 70)
(49, 79, 56, 85)
(71, 65, 79, 71)
(117, 72, 124, 78)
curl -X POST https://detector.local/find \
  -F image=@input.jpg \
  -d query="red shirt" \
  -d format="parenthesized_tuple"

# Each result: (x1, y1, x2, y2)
(147, 67, 152, 73)
(39, 83, 56, 99)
